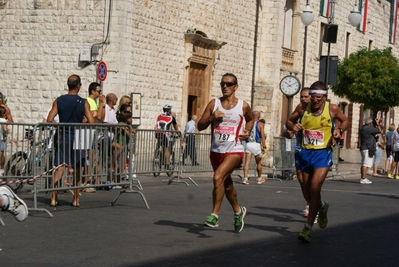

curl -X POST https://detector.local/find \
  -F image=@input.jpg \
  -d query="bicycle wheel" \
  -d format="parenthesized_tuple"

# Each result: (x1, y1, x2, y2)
(4, 151, 29, 176)
(152, 149, 162, 177)
(166, 151, 175, 177)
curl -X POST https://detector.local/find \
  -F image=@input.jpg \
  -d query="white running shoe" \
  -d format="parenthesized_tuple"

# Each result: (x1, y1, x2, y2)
(360, 178, 372, 184)
(303, 205, 309, 217)
(256, 177, 266, 184)
(242, 178, 249, 185)
(314, 212, 319, 224)
(0, 185, 28, 222)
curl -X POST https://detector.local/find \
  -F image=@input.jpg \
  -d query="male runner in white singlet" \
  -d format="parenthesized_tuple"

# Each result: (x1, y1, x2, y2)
(197, 73, 253, 233)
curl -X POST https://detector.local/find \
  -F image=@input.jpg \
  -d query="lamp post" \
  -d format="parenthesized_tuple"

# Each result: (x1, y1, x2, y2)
(300, 0, 362, 86)
(300, 1, 314, 88)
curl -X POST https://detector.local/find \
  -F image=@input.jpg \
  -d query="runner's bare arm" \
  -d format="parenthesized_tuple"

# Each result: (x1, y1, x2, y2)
(197, 99, 216, 131)
(241, 101, 254, 137)
(286, 103, 304, 133)
(331, 104, 348, 139)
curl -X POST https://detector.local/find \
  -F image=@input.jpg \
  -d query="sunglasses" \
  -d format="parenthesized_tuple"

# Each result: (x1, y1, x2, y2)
(96, 90, 102, 93)
(220, 82, 237, 87)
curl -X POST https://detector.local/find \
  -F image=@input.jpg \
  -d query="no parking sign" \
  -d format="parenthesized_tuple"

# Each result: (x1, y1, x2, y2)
(97, 61, 107, 82)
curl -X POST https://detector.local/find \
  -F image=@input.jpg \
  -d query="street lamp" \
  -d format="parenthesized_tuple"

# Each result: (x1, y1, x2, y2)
(301, 3, 314, 26)
(300, 1, 314, 87)
(300, 0, 362, 87)
(348, 3, 362, 27)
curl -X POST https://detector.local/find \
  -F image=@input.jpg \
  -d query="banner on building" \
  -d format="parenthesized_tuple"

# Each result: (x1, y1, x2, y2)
(390, 0, 398, 44)
(319, 0, 331, 18)
(357, 0, 369, 33)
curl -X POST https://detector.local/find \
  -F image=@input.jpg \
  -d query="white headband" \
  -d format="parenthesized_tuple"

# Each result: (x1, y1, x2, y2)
(310, 89, 327, 95)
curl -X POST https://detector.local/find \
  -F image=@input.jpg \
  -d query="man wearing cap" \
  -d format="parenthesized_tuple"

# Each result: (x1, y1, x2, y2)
(360, 117, 381, 184)
(286, 80, 348, 243)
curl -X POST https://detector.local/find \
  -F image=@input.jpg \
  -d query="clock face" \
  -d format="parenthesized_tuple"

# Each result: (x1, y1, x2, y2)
(279, 75, 301, 96)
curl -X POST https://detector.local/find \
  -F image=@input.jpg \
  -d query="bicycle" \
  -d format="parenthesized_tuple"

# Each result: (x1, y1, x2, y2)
(4, 128, 53, 192)
(152, 132, 180, 177)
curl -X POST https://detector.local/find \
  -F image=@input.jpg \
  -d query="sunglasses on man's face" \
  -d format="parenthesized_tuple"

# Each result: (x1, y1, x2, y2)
(220, 82, 237, 87)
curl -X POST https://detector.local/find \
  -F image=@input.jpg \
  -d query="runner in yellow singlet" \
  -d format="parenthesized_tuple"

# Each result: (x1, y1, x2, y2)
(286, 81, 348, 243)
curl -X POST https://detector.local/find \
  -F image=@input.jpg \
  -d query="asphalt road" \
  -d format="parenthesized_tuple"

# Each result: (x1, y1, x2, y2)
(1, 163, 398, 267)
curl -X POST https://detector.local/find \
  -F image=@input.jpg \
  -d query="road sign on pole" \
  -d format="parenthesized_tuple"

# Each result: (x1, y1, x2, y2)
(97, 61, 107, 82)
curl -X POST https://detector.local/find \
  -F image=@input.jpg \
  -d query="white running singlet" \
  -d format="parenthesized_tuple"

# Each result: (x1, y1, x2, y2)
(210, 98, 245, 154)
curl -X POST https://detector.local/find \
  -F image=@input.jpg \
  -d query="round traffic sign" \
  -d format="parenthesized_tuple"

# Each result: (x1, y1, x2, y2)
(97, 61, 107, 82)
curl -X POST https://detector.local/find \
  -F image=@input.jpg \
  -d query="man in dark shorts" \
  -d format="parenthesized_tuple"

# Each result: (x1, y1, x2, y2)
(47, 74, 94, 207)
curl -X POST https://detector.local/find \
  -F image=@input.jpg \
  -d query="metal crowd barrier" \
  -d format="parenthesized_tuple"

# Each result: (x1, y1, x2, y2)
(133, 130, 214, 185)
(327, 145, 344, 180)
(271, 137, 296, 179)
(0, 122, 149, 220)
(270, 136, 343, 181)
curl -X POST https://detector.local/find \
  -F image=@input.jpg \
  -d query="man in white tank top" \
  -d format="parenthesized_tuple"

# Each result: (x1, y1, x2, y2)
(197, 73, 254, 233)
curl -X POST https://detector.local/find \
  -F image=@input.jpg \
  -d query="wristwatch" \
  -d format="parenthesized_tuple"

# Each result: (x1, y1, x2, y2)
(339, 128, 344, 135)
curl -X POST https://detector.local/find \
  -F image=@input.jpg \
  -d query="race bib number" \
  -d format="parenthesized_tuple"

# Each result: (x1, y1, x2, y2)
(214, 126, 235, 142)
(303, 129, 324, 146)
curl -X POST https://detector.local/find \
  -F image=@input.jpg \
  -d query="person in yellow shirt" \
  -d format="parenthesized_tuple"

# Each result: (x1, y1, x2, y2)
(286, 81, 348, 243)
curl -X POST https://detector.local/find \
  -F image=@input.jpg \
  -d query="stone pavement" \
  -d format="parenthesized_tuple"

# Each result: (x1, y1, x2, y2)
(1, 149, 398, 266)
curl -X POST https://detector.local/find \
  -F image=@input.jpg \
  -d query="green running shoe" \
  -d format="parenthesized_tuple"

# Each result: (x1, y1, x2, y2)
(203, 214, 219, 228)
(298, 225, 311, 243)
(234, 206, 247, 233)
(317, 201, 329, 229)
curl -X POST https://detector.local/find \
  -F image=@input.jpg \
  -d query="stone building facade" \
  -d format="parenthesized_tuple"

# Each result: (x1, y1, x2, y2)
(0, 0, 398, 149)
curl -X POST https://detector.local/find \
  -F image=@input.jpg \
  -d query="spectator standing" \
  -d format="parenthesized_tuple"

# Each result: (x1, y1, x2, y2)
(388, 125, 399, 179)
(102, 93, 121, 174)
(0, 93, 12, 177)
(183, 115, 199, 166)
(242, 111, 266, 185)
(0, 92, 14, 122)
(118, 95, 131, 111)
(372, 132, 385, 177)
(86, 82, 105, 123)
(385, 124, 395, 174)
(286, 81, 348, 243)
(115, 110, 133, 183)
(83, 82, 105, 191)
(197, 73, 253, 233)
(47, 74, 94, 207)
(359, 117, 381, 184)
(0, 107, 8, 177)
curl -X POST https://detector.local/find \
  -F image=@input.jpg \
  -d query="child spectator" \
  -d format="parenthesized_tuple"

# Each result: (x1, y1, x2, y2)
(115, 110, 134, 183)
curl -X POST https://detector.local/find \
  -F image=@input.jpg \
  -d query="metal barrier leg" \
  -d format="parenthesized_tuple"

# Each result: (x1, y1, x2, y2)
(110, 177, 149, 209)
(165, 160, 198, 186)
(32, 181, 54, 217)
(164, 138, 198, 186)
